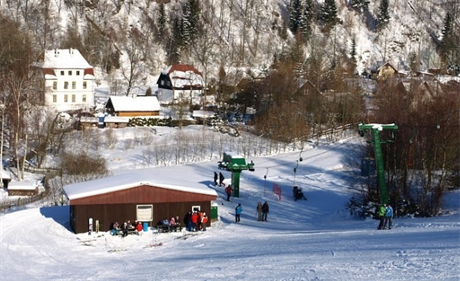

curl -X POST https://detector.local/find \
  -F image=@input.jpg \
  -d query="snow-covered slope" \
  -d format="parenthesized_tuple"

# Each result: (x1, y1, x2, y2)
(1, 135, 459, 280)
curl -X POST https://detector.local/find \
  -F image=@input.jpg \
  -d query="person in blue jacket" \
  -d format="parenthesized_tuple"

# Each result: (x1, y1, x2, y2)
(235, 203, 242, 223)
(384, 204, 394, 229)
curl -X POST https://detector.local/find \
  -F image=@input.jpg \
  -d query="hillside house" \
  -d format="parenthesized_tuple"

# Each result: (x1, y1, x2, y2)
(32, 49, 95, 112)
(7, 180, 38, 196)
(105, 95, 161, 117)
(63, 169, 218, 233)
(155, 64, 204, 104)
(376, 62, 399, 80)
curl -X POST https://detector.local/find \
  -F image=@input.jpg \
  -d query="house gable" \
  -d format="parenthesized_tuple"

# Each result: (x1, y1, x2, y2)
(156, 64, 204, 104)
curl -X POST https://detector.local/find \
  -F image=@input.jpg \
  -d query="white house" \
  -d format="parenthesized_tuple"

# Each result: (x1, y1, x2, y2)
(155, 64, 204, 104)
(34, 49, 96, 112)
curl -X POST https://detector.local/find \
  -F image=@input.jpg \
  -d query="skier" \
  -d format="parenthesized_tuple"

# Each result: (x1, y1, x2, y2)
(384, 204, 394, 229)
(235, 203, 242, 223)
(225, 185, 233, 201)
(377, 204, 386, 230)
(262, 201, 269, 221)
(219, 172, 225, 186)
(214, 172, 218, 185)
(256, 202, 263, 221)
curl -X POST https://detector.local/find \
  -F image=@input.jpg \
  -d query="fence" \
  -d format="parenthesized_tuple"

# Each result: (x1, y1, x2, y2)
(0, 178, 50, 212)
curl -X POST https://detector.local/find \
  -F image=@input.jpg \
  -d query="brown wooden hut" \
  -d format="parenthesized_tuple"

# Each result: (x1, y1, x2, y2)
(63, 168, 218, 233)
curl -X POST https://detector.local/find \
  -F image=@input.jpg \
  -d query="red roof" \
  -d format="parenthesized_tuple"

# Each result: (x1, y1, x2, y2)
(168, 64, 201, 76)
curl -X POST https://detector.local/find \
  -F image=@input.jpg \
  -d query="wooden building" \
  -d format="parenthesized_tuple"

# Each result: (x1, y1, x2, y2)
(104, 116, 130, 128)
(7, 180, 39, 196)
(105, 95, 161, 117)
(155, 64, 204, 104)
(63, 168, 218, 234)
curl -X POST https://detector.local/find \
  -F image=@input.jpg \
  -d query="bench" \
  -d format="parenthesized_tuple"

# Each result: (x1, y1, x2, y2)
(111, 229, 140, 236)
(155, 224, 182, 233)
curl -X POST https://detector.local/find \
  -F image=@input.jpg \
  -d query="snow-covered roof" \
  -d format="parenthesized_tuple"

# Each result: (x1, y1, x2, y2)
(162, 64, 204, 88)
(192, 110, 215, 118)
(104, 116, 130, 123)
(108, 96, 160, 112)
(63, 168, 218, 200)
(0, 168, 11, 180)
(7, 180, 37, 190)
(42, 49, 92, 69)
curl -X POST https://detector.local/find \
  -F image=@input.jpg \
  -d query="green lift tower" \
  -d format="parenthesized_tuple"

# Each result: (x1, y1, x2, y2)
(218, 152, 255, 197)
(358, 123, 398, 205)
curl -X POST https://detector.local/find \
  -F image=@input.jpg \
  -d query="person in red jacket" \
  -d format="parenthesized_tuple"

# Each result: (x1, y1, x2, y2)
(135, 221, 143, 232)
(201, 213, 208, 231)
(191, 212, 199, 231)
(225, 185, 233, 201)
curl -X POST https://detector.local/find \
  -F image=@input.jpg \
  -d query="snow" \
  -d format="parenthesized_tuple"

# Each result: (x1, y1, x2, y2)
(107, 96, 161, 112)
(5, 180, 36, 191)
(42, 49, 92, 69)
(1, 130, 459, 280)
(63, 167, 219, 200)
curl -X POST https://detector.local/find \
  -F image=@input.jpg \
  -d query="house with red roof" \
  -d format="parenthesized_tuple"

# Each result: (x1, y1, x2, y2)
(33, 49, 96, 112)
(155, 64, 204, 104)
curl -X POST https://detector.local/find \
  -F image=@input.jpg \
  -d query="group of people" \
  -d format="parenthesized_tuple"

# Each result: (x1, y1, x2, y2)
(214, 171, 225, 186)
(156, 216, 181, 231)
(256, 201, 269, 221)
(233, 201, 270, 223)
(183, 210, 209, 231)
(377, 204, 394, 230)
(110, 220, 143, 237)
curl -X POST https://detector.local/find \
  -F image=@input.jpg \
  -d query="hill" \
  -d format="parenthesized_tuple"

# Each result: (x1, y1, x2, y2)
(1, 0, 458, 91)
(0, 131, 459, 280)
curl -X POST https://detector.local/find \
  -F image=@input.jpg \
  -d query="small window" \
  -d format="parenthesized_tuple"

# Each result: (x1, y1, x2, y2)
(166, 81, 171, 87)
(76, 70, 80, 76)
(68, 70, 72, 75)
(192, 205, 201, 213)
(160, 80, 164, 86)
(83, 81, 87, 89)
(64, 82, 69, 89)
(136, 205, 153, 222)
(53, 82, 57, 90)
(64, 95, 68, 102)
(60, 71, 64, 76)
(82, 94, 86, 102)
(72, 81, 76, 89)
(53, 95, 57, 103)
(72, 95, 76, 102)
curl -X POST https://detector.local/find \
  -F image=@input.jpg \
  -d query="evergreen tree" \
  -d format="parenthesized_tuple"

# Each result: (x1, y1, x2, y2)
(289, 0, 303, 34)
(377, 0, 390, 29)
(350, 38, 357, 63)
(182, 0, 201, 45)
(350, 0, 369, 12)
(299, 0, 314, 41)
(440, 12, 458, 67)
(168, 16, 184, 64)
(157, 3, 167, 38)
(321, 0, 338, 29)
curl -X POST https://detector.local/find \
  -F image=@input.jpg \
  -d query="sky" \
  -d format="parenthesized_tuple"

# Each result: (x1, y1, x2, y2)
(0, 126, 459, 281)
